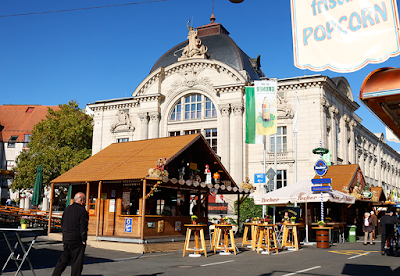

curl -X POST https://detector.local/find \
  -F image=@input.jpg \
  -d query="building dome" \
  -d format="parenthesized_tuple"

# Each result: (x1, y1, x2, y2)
(150, 21, 265, 81)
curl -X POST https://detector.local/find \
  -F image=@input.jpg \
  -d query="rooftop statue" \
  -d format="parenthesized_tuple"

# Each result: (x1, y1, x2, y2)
(178, 20, 208, 61)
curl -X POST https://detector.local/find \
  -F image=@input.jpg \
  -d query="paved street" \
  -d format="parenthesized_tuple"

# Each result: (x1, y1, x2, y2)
(1, 232, 399, 276)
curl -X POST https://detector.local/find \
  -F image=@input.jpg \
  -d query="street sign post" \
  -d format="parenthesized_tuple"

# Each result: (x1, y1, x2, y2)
(311, 178, 332, 184)
(266, 168, 276, 180)
(311, 186, 332, 192)
(254, 173, 266, 184)
(314, 159, 328, 177)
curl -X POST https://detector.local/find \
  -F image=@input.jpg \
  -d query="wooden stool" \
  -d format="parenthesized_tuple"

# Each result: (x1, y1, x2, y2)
(281, 223, 301, 251)
(257, 224, 279, 254)
(183, 224, 207, 257)
(214, 224, 237, 255)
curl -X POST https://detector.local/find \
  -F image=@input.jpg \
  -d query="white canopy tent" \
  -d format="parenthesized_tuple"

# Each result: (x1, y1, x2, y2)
(254, 179, 355, 243)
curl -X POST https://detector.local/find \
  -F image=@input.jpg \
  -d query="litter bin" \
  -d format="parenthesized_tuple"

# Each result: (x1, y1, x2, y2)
(348, 225, 356, 242)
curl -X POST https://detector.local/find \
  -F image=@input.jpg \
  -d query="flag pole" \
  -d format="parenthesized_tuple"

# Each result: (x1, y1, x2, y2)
(262, 135, 266, 218)
(294, 91, 298, 208)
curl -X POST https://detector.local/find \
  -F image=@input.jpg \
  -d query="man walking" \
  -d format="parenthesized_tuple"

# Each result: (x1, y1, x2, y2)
(52, 192, 89, 276)
(380, 208, 400, 255)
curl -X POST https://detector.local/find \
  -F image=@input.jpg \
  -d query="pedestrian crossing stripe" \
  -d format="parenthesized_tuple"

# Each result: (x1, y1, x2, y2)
(328, 250, 379, 256)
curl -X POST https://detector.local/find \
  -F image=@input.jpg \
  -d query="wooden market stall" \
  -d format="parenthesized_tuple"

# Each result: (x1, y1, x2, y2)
(48, 134, 250, 243)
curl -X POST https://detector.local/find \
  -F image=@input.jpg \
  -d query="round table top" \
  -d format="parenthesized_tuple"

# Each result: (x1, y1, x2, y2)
(312, 226, 334, 230)
(213, 224, 234, 227)
(184, 224, 207, 227)
(282, 223, 303, 226)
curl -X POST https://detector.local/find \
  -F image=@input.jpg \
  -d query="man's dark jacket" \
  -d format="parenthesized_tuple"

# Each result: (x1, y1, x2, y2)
(380, 215, 400, 236)
(61, 203, 89, 244)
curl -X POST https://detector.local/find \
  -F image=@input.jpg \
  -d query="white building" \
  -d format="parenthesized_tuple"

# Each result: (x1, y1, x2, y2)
(87, 19, 400, 211)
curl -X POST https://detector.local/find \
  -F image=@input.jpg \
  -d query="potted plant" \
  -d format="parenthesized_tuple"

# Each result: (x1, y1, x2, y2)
(20, 216, 30, 229)
(220, 216, 229, 224)
(317, 221, 325, 228)
(191, 215, 198, 225)
(265, 215, 272, 224)
(290, 216, 296, 224)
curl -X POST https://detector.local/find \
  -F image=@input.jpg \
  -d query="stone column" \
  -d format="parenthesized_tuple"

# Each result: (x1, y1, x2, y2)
(329, 106, 338, 164)
(321, 98, 329, 148)
(219, 104, 231, 171)
(231, 103, 244, 185)
(377, 144, 382, 186)
(138, 112, 149, 140)
(342, 114, 349, 164)
(148, 111, 160, 139)
(349, 120, 357, 164)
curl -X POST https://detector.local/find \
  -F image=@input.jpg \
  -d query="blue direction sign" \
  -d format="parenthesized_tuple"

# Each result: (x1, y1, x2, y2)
(254, 173, 266, 184)
(314, 159, 328, 177)
(311, 178, 332, 184)
(312, 185, 332, 192)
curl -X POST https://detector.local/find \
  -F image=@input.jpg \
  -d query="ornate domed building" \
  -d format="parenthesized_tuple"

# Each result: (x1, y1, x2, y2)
(88, 17, 400, 215)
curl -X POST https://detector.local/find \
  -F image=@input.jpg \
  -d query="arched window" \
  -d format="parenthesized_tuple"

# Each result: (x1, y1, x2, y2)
(169, 94, 216, 121)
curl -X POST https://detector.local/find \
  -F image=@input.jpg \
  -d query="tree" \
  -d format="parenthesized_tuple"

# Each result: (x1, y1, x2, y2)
(234, 197, 263, 226)
(12, 100, 93, 191)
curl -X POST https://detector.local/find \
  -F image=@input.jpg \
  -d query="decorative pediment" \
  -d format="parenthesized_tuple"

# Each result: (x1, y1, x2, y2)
(168, 66, 214, 94)
(110, 109, 134, 133)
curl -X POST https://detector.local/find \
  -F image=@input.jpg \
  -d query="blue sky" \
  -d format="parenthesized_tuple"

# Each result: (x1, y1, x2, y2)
(2, 0, 400, 150)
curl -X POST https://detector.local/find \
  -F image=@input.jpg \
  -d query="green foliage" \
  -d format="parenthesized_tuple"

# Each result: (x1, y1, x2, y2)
(234, 197, 263, 226)
(12, 101, 93, 191)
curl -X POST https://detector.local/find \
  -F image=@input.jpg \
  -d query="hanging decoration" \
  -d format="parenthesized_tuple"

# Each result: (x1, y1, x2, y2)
(148, 158, 169, 178)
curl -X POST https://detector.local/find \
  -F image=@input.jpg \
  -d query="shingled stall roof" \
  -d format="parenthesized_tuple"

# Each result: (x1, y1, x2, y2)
(313, 164, 361, 192)
(51, 134, 241, 193)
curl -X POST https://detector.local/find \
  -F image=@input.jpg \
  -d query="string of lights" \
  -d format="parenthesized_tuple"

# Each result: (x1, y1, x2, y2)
(0, 0, 168, 18)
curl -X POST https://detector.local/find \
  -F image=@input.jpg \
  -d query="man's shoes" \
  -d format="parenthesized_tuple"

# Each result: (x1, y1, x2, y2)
(370, 242, 375, 245)
(364, 243, 367, 245)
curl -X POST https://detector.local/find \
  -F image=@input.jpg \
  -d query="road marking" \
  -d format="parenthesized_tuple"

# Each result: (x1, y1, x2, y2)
(348, 252, 370, 259)
(329, 250, 378, 256)
(281, 266, 321, 276)
(200, 260, 234, 267)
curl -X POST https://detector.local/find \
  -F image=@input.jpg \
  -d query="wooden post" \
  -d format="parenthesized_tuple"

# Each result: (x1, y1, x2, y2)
(141, 179, 147, 240)
(47, 183, 54, 235)
(96, 181, 102, 237)
(237, 193, 240, 231)
(86, 182, 90, 211)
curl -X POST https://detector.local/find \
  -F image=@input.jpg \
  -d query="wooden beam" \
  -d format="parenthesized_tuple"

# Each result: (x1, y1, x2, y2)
(86, 182, 90, 211)
(47, 182, 54, 235)
(141, 179, 147, 240)
(96, 181, 102, 237)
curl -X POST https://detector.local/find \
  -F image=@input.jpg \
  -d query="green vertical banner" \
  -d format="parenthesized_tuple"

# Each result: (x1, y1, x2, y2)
(245, 86, 256, 144)
(254, 80, 277, 136)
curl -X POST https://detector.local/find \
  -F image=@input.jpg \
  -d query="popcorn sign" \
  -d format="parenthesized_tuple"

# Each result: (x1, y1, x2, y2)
(291, 0, 400, 72)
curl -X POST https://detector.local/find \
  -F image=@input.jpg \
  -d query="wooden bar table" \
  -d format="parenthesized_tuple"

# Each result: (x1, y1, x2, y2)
(256, 224, 279, 254)
(183, 224, 207, 257)
(281, 223, 302, 251)
(241, 222, 257, 250)
(213, 224, 236, 255)
(312, 226, 333, 248)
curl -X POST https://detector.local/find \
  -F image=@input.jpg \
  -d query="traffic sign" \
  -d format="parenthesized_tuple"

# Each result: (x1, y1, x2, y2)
(314, 159, 328, 176)
(311, 185, 332, 192)
(311, 178, 332, 184)
(266, 168, 276, 180)
(254, 173, 266, 184)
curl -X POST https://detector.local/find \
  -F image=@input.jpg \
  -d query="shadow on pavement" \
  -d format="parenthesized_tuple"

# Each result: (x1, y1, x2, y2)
(0, 247, 121, 274)
(342, 264, 400, 275)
